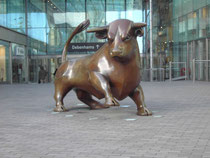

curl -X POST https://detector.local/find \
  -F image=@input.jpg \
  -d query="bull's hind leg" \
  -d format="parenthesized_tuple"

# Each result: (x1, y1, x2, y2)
(129, 85, 152, 116)
(75, 89, 109, 109)
(54, 79, 72, 112)
(89, 71, 119, 107)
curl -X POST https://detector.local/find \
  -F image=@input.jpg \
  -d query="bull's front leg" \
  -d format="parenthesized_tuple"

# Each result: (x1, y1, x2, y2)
(129, 85, 152, 116)
(89, 71, 119, 107)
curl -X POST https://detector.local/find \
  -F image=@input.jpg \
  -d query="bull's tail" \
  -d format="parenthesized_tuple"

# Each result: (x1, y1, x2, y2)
(61, 19, 90, 63)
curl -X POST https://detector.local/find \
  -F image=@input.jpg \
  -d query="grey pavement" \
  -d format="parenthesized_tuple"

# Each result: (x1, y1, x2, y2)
(0, 81, 210, 158)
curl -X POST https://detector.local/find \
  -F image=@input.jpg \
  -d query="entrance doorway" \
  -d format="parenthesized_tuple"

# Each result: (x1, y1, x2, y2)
(29, 56, 61, 83)
(12, 44, 27, 83)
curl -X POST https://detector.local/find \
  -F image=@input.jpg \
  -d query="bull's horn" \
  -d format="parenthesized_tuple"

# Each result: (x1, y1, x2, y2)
(133, 23, 147, 28)
(87, 26, 108, 33)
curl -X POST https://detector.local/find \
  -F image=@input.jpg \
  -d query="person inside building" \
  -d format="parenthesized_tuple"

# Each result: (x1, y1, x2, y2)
(38, 66, 47, 83)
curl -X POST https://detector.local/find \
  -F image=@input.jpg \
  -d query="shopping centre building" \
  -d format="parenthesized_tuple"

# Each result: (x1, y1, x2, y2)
(0, 0, 209, 83)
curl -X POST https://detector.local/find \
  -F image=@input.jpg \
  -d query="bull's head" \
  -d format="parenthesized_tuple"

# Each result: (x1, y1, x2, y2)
(87, 19, 146, 60)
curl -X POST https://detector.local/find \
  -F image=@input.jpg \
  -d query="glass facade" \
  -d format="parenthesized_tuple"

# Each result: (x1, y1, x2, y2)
(0, 0, 26, 33)
(146, 0, 210, 81)
(0, 0, 209, 83)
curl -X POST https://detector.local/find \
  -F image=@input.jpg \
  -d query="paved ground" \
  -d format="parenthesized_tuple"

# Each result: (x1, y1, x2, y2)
(0, 81, 210, 158)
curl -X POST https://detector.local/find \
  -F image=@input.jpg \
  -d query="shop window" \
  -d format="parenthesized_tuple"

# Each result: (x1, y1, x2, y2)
(0, 40, 10, 83)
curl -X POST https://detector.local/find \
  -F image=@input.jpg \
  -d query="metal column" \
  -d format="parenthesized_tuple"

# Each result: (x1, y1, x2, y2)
(206, 38, 208, 81)
(9, 42, 12, 84)
(149, 0, 153, 82)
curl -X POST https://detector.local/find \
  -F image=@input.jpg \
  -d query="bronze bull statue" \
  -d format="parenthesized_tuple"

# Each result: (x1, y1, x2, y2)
(54, 19, 152, 116)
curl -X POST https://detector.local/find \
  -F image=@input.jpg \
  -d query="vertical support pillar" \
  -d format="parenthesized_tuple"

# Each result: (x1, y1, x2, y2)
(25, 0, 29, 83)
(169, 61, 172, 82)
(192, 41, 195, 81)
(186, 42, 189, 80)
(185, 62, 187, 80)
(149, 0, 153, 82)
(9, 42, 12, 84)
(206, 38, 208, 81)
(193, 59, 195, 83)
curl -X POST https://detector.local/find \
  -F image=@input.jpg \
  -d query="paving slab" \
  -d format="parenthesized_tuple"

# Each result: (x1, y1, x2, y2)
(0, 81, 210, 158)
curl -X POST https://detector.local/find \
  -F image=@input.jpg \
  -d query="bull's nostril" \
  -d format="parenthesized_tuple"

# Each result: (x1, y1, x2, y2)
(112, 48, 122, 54)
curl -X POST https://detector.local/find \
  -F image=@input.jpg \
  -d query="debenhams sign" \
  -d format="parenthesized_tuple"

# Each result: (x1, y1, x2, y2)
(68, 43, 104, 52)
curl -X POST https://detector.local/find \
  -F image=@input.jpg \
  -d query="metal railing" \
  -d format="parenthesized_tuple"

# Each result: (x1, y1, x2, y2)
(142, 60, 210, 82)
(169, 62, 187, 81)
(142, 68, 165, 81)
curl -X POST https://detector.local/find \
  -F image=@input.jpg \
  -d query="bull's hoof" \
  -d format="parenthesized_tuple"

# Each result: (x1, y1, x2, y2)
(54, 106, 67, 112)
(105, 97, 120, 107)
(137, 107, 152, 116)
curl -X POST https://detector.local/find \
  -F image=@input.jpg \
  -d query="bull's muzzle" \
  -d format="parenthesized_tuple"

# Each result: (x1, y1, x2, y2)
(110, 47, 123, 57)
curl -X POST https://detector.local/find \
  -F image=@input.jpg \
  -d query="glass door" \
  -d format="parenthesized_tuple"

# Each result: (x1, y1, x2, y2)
(0, 40, 11, 83)
(12, 43, 27, 83)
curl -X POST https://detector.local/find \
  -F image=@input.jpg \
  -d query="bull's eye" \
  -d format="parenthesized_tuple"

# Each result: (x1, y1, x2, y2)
(123, 34, 131, 41)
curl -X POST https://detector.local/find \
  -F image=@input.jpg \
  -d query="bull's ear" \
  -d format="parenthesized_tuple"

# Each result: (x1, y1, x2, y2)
(87, 26, 108, 39)
(133, 23, 147, 37)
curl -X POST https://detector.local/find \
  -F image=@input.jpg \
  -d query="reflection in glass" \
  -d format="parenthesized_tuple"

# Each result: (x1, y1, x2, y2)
(0, 0, 6, 27)
(47, 27, 66, 54)
(126, 0, 143, 53)
(106, 0, 125, 24)
(87, 0, 105, 26)
(28, 28, 47, 43)
(67, 27, 86, 43)
(173, 0, 182, 19)
(0, 0, 26, 33)
(193, 0, 207, 10)
(182, 0, 193, 15)
(187, 12, 196, 41)
(86, 31, 105, 43)
(66, 0, 85, 27)
(27, 0, 47, 28)
(198, 7, 207, 38)
(28, 28, 47, 55)
(47, 0, 66, 28)
(126, 0, 142, 22)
